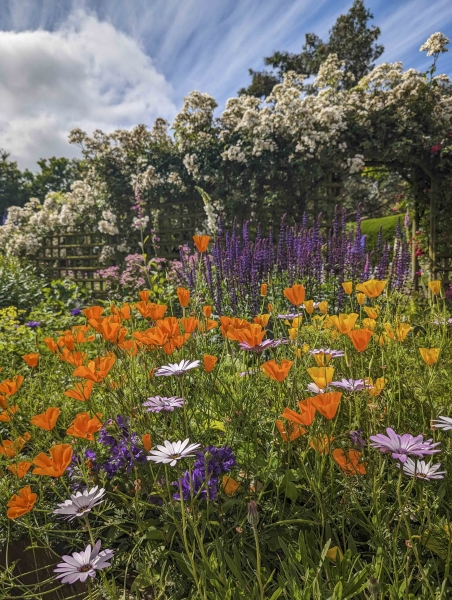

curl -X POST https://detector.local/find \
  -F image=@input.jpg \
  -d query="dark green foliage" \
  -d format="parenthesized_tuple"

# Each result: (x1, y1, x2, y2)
(0, 150, 29, 216)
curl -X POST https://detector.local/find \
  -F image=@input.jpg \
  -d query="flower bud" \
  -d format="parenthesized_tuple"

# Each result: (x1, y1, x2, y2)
(247, 500, 259, 527)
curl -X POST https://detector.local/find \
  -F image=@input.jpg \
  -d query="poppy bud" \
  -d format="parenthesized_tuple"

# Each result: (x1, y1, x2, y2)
(367, 577, 381, 598)
(260, 283, 268, 296)
(247, 500, 259, 526)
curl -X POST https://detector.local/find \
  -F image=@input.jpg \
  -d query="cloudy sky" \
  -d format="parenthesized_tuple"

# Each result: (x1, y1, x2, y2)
(1, 0, 451, 169)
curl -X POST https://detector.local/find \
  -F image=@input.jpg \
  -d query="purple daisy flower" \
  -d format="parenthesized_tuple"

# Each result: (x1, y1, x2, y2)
(277, 312, 304, 320)
(143, 396, 185, 413)
(369, 428, 441, 463)
(238, 339, 288, 352)
(397, 458, 446, 480)
(331, 378, 366, 392)
(309, 348, 345, 359)
(54, 541, 114, 584)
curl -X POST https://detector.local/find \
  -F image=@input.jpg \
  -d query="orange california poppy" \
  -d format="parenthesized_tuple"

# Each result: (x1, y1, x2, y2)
(148, 303, 168, 320)
(329, 313, 359, 335)
(73, 354, 115, 383)
(428, 280, 441, 295)
(142, 434, 152, 451)
(198, 318, 218, 332)
(203, 354, 218, 373)
(261, 359, 293, 382)
(253, 314, 270, 327)
(282, 398, 317, 427)
(419, 348, 440, 366)
(366, 377, 387, 397)
(7, 486, 37, 519)
(219, 316, 250, 337)
(312, 351, 335, 367)
(283, 283, 305, 306)
(180, 317, 199, 333)
(8, 461, 32, 478)
(222, 475, 240, 496)
(0, 375, 24, 409)
(118, 339, 139, 356)
(110, 303, 131, 321)
(348, 328, 373, 352)
(332, 449, 366, 475)
(303, 300, 314, 315)
(193, 234, 211, 253)
(64, 380, 94, 402)
(163, 334, 191, 355)
(82, 306, 104, 321)
(310, 392, 342, 420)
(342, 281, 353, 295)
(309, 435, 334, 454)
(30, 407, 60, 431)
(139, 290, 150, 302)
(66, 412, 103, 441)
(356, 293, 366, 306)
(0, 405, 18, 422)
(384, 322, 411, 342)
(275, 419, 306, 442)
(318, 301, 328, 315)
(134, 327, 168, 349)
(177, 287, 190, 308)
(202, 305, 212, 318)
(355, 279, 387, 298)
(0, 435, 29, 458)
(362, 318, 376, 331)
(22, 353, 39, 368)
(60, 349, 87, 367)
(260, 283, 268, 296)
(307, 366, 334, 389)
(228, 324, 266, 347)
(363, 306, 378, 320)
(43, 337, 59, 354)
(32, 444, 73, 477)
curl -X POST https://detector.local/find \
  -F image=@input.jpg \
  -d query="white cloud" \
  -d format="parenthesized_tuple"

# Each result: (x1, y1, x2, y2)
(0, 11, 177, 169)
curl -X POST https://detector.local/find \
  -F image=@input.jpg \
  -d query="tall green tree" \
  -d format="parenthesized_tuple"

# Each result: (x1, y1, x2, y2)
(23, 157, 83, 202)
(239, 0, 384, 98)
(0, 150, 29, 217)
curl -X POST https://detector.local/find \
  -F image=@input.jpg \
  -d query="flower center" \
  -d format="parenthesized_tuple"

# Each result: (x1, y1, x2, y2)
(79, 564, 92, 572)
(170, 453, 181, 459)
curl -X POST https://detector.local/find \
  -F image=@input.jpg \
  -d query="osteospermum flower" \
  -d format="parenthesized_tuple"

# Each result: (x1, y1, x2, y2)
(53, 486, 106, 521)
(154, 360, 200, 377)
(147, 439, 201, 466)
(431, 416, 452, 431)
(397, 458, 446, 480)
(54, 540, 114, 584)
(277, 312, 303, 320)
(239, 339, 287, 352)
(331, 378, 366, 392)
(306, 383, 326, 394)
(143, 396, 185, 413)
(369, 428, 441, 463)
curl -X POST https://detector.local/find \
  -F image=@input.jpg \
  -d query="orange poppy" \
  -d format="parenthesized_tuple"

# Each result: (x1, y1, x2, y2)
(0, 405, 18, 422)
(283, 283, 305, 306)
(163, 334, 191, 355)
(228, 324, 266, 347)
(309, 436, 334, 454)
(203, 305, 212, 318)
(260, 283, 268, 296)
(30, 407, 60, 431)
(139, 290, 150, 302)
(0, 435, 29, 458)
(219, 316, 251, 337)
(73, 354, 115, 383)
(275, 419, 306, 441)
(203, 354, 218, 372)
(60, 349, 87, 367)
(177, 287, 190, 308)
(118, 340, 139, 356)
(268, 303, 273, 312)
(366, 377, 387, 397)
(66, 412, 102, 441)
(329, 313, 359, 335)
(310, 392, 342, 420)
(135, 300, 167, 320)
(332, 449, 366, 475)
(348, 328, 373, 352)
(110, 303, 131, 320)
(253, 314, 270, 327)
(198, 319, 218, 332)
(428, 280, 441, 295)
(22, 353, 39, 368)
(0, 375, 24, 409)
(342, 281, 353, 295)
(362, 318, 376, 331)
(222, 475, 240, 496)
(307, 366, 334, 389)
(64, 380, 94, 402)
(43, 337, 59, 354)
(261, 359, 293, 382)
(7, 485, 37, 519)
(356, 293, 366, 306)
(8, 461, 32, 478)
(318, 301, 328, 315)
(384, 322, 411, 342)
(180, 317, 199, 333)
(142, 434, 152, 451)
(32, 444, 73, 477)
(193, 234, 211, 253)
(419, 348, 440, 366)
(355, 279, 387, 298)
(312, 351, 335, 367)
(134, 327, 169, 349)
(363, 306, 378, 320)
(82, 306, 104, 321)
(282, 398, 317, 427)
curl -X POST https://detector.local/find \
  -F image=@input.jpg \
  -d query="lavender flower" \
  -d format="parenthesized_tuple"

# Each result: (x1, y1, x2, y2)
(195, 446, 235, 476)
(332, 378, 366, 392)
(173, 468, 218, 501)
(369, 428, 441, 463)
(397, 458, 445, 480)
(53, 487, 105, 521)
(54, 541, 114, 584)
(349, 429, 366, 449)
(143, 396, 185, 413)
(99, 416, 146, 476)
(70, 308, 82, 316)
(26, 321, 40, 328)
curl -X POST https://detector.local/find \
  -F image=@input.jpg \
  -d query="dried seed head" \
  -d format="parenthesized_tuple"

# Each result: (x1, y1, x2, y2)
(247, 500, 259, 527)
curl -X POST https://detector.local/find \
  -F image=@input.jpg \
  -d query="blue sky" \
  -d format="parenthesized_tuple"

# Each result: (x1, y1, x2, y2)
(0, 0, 451, 168)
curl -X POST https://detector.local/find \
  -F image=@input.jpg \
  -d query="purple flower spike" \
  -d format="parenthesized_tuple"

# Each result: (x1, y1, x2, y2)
(26, 321, 40, 328)
(369, 428, 441, 463)
(70, 308, 82, 316)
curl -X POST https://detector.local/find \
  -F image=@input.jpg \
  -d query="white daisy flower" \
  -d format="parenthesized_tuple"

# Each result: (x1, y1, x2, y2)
(307, 382, 326, 394)
(431, 416, 452, 431)
(398, 458, 446, 480)
(54, 540, 114, 584)
(154, 359, 200, 377)
(143, 396, 185, 413)
(147, 438, 201, 466)
(53, 486, 106, 521)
